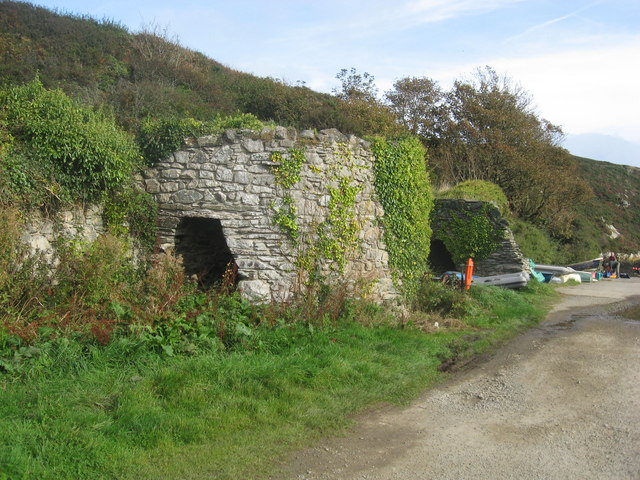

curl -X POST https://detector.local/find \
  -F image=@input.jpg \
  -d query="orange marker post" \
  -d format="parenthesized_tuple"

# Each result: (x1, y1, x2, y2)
(464, 258, 474, 291)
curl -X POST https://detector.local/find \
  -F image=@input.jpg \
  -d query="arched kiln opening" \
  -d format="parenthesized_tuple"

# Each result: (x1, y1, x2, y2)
(428, 238, 457, 274)
(175, 217, 237, 289)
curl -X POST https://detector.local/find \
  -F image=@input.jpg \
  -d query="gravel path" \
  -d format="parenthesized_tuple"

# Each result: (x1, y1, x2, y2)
(276, 278, 640, 480)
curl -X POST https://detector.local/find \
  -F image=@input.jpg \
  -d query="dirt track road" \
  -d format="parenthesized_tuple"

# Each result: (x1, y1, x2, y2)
(277, 279, 640, 480)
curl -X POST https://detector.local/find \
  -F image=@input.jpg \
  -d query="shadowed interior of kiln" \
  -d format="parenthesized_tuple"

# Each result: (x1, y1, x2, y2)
(175, 217, 237, 288)
(428, 238, 456, 273)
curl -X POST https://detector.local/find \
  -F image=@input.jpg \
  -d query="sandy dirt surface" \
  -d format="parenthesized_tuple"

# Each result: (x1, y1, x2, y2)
(275, 278, 640, 480)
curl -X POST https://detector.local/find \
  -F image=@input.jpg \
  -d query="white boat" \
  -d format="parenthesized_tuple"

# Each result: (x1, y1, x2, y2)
(473, 271, 530, 289)
(533, 264, 582, 283)
(534, 264, 574, 275)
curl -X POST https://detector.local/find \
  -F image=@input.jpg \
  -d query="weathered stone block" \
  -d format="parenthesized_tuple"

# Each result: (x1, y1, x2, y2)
(238, 279, 271, 303)
(172, 190, 204, 204)
(160, 182, 180, 193)
(223, 130, 237, 143)
(197, 134, 222, 147)
(173, 151, 190, 164)
(239, 193, 260, 205)
(181, 169, 197, 179)
(162, 169, 181, 179)
(233, 171, 251, 184)
(300, 129, 316, 140)
(215, 168, 234, 182)
(241, 138, 264, 153)
(145, 179, 160, 193)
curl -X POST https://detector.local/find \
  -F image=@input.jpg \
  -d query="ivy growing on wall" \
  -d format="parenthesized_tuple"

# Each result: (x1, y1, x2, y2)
(433, 203, 506, 265)
(270, 149, 305, 244)
(316, 145, 363, 272)
(270, 144, 364, 281)
(271, 149, 305, 188)
(271, 195, 300, 244)
(102, 186, 158, 253)
(371, 136, 433, 298)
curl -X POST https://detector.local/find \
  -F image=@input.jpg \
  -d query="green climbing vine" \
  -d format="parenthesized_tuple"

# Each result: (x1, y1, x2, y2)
(316, 146, 363, 272)
(270, 143, 364, 281)
(271, 195, 299, 244)
(270, 149, 305, 244)
(271, 149, 305, 188)
(371, 136, 433, 298)
(433, 203, 505, 265)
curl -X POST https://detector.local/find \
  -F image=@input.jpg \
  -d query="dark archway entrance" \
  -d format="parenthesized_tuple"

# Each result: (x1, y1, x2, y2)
(175, 217, 237, 289)
(428, 238, 456, 273)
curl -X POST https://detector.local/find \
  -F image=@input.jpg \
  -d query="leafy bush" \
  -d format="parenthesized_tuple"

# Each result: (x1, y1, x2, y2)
(137, 116, 206, 163)
(432, 202, 506, 265)
(413, 277, 474, 317)
(0, 78, 140, 202)
(438, 180, 510, 217)
(211, 112, 264, 131)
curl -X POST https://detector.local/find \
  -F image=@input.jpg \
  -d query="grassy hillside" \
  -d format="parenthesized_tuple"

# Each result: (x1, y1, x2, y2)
(574, 155, 640, 254)
(0, 1, 353, 133)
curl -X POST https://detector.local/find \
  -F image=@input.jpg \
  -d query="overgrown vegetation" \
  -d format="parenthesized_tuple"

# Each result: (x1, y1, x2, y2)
(431, 202, 506, 265)
(510, 218, 566, 265)
(372, 136, 433, 297)
(138, 113, 265, 164)
(1, 0, 636, 258)
(0, 78, 140, 205)
(0, 210, 557, 478)
(270, 144, 365, 285)
(0, 78, 156, 252)
(270, 149, 305, 244)
(573, 156, 640, 255)
(0, 2, 380, 137)
(383, 67, 592, 240)
(437, 180, 510, 217)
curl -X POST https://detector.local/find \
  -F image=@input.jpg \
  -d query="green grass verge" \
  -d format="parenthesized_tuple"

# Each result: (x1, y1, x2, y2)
(0, 282, 557, 480)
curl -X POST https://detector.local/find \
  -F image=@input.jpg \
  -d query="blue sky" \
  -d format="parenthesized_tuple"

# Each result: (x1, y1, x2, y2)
(31, 0, 640, 165)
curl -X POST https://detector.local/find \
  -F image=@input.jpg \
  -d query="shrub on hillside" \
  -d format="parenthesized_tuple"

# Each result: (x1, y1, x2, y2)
(0, 78, 140, 203)
(510, 219, 566, 264)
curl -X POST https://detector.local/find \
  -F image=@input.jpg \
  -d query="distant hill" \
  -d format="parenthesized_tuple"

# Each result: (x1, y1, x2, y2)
(565, 133, 640, 169)
(573, 155, 640, 255)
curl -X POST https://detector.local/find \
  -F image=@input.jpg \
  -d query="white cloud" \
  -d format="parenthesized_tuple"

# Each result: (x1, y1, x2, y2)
(405, 0, 525, 23)
(482, 39, 640, 143)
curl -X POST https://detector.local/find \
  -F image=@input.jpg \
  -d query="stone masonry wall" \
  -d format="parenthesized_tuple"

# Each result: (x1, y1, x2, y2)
(20, 205, 105, 265)
(142, 127, 397, 303)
